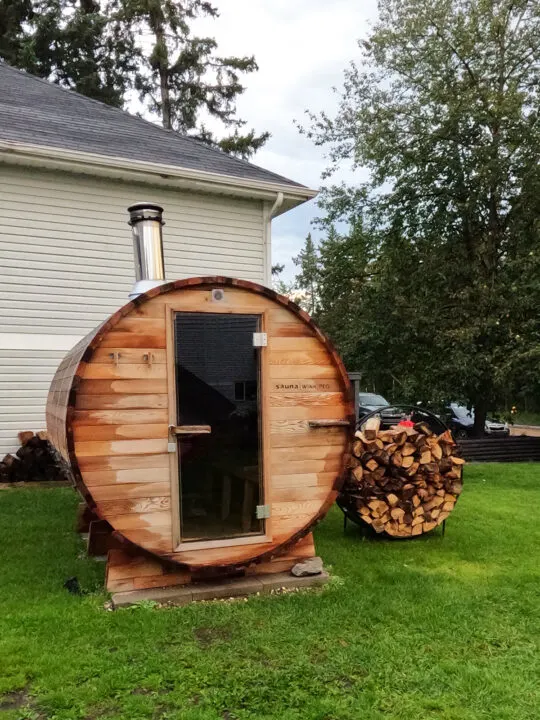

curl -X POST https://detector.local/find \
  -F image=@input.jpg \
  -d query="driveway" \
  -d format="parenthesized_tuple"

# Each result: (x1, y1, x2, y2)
(510, 424, 540, 437)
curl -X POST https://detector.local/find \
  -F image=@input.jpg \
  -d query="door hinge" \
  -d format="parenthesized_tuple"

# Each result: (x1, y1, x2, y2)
(167, 442, 177, 453)
(253, 332, 267, 347)
(256, 504, 271, 519)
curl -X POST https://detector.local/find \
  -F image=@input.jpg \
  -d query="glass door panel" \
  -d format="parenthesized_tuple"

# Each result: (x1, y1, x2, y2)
(174, 312, 263, 542)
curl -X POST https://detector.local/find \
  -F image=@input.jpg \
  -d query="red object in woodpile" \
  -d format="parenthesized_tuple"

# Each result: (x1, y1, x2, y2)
(340, 417, 464, 537)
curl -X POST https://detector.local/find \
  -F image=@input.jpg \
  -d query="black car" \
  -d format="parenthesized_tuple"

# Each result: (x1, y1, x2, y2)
(357, 393, 404, 426)
(358, 392, 390, 418)
(444, 403, 510, 440)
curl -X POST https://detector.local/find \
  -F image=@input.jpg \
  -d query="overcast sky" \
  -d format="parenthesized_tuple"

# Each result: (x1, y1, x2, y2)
(195, 0, 379, 280)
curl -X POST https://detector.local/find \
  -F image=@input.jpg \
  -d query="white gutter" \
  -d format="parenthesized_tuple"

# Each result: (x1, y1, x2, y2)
(0, 140, 317, 215)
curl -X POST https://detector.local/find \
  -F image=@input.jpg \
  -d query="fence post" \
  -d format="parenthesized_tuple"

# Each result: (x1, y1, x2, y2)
(348, 372, 362, 421)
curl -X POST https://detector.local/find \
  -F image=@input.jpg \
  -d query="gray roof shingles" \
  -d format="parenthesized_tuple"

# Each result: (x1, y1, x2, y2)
(0, 62, 306, 189)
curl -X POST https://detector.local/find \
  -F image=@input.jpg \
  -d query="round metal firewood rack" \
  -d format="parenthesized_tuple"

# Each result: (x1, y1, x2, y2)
(337, 405, 453, 537)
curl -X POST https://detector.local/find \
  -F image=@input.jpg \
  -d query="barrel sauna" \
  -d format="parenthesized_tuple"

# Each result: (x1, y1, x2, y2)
(47, 255, 353, 596)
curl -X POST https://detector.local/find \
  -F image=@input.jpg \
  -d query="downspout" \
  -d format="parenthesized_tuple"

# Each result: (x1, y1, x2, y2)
(263, 191, 284, 286)
(269, 191, 284, 218)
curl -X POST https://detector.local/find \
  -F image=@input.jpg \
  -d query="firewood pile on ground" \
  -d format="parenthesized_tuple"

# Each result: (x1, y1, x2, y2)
(341, 417, 464, 537)
(0, 431, 71, 484)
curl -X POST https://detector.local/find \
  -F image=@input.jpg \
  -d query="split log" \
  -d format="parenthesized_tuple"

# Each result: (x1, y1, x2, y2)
(340, 422, 464, 538)
(352, 440, 364, 458)
(18, 431, 35, 446)
(364, 417, 381, 440)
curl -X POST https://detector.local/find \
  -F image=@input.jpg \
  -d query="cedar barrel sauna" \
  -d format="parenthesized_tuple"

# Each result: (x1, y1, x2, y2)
(46, 203, 354, 603)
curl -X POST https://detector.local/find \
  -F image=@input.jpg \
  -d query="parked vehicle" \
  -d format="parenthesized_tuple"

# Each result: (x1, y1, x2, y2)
(444, 403, 510, 440)
(358, 392, 390, 417)
(357, 393, 403, 426)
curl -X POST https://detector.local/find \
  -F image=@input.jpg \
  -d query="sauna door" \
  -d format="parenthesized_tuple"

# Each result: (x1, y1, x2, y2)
(173, 312, 264, 542)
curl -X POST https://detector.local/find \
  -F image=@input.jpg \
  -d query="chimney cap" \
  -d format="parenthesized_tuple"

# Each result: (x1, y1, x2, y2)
(127, 202, 164, 226)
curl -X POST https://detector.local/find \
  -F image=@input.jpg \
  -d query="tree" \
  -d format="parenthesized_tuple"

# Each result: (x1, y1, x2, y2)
(122, 0, 269, 157)
(0, 0, 33, 69)
(0, 0, 136, 106)
(303, 0, 540, 434)
(293, 233, 320, 316)
(0, 0, 269, 157)
(316, 221, 372, 370)
(271, 262, 302, 301)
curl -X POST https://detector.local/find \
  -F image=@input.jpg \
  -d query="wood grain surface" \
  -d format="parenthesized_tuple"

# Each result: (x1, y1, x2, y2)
(46, 277, 353, 570)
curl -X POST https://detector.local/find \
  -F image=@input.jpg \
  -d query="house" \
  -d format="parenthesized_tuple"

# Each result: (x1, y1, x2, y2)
(0, 62, 316, 455)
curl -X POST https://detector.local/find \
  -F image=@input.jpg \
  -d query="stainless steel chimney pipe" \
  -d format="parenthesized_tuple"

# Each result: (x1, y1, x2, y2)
(127, 202, 167, 299)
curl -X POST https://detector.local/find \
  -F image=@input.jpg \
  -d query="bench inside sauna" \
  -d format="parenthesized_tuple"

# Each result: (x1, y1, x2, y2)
(46, 207, 352, 604)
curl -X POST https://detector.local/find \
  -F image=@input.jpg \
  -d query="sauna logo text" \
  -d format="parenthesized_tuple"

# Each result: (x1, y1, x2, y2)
(274, 382, 331, 391)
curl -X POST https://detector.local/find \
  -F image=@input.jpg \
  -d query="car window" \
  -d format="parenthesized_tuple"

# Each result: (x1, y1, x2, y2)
(358, 393, 388, 405)
(450, 404, 474, 420)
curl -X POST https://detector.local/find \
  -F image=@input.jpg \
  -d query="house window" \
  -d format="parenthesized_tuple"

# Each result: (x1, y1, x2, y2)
(235, 381, 257, 401)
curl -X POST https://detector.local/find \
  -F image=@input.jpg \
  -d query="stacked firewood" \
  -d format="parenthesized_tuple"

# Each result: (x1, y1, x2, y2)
(0, 431, 71, 484)
(342, 418, 464, 537)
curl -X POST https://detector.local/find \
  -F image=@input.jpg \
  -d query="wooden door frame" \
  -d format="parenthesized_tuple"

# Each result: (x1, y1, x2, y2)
(165, 302, 273, 552)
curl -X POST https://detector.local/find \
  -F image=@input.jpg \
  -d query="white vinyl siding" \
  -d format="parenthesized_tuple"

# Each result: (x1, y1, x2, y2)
(0, 164, 266, 454)
(0, 349, 64, 452)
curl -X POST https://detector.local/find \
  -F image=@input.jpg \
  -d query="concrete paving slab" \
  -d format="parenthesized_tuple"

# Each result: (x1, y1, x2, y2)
(111, 570, 329, 607)
(259, 571, 329, 594)
(111, 585, 193, 608)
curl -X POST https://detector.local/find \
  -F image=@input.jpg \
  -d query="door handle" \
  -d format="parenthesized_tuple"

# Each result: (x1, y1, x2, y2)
(308, 420, 351, 428)
(169, 425, 212, 435)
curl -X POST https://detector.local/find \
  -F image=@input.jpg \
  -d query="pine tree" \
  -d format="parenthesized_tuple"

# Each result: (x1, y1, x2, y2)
(122, 0, 269, 157)
(0, 0, 33, 69)
(271, 262, 305, 304)
(0, 0, 270, 157)
(0, 0, 136, 106)
(316, 222, 371, 369)
(293, 233, 319, 316)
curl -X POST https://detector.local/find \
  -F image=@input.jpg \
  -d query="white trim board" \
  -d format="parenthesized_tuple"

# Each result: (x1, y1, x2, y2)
(0, 333, 82, 351)
(0, 141, 317, 214)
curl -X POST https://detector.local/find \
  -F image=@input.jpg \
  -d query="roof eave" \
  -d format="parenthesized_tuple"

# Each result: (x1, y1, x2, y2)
(0, 140, 318, 214)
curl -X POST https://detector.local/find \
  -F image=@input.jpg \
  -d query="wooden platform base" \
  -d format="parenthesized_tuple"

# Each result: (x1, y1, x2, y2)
(105, 533, 320, 603)
(111, 569, 329, 608)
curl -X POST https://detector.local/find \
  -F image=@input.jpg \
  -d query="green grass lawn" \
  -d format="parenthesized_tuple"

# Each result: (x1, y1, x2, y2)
(0, 464, 539, 720)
